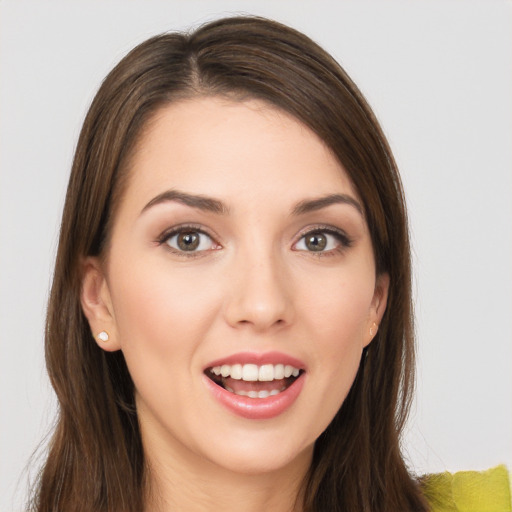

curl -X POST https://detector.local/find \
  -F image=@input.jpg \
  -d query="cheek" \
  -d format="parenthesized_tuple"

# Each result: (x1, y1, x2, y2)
(106, 258, 225, 437)
(301, 269, 375, 346)
(297, 265, 375, 411)
(108, 257, 220, 371)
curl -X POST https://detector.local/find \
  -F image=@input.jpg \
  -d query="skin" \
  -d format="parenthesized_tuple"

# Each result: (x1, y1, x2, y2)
(81, 97, 388, 512)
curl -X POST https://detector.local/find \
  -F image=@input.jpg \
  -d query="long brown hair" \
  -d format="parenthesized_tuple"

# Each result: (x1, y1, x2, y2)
(32, 16, 429, 512)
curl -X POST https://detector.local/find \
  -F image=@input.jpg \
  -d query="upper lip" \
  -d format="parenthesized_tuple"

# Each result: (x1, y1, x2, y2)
(203, 351, 306, 371)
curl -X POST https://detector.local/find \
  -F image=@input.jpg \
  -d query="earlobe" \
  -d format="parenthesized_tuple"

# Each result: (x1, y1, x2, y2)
(80, 257, 121, 352)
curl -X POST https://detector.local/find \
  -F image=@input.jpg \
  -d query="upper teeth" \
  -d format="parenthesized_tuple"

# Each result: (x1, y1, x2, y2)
(209, 363, 300, 381)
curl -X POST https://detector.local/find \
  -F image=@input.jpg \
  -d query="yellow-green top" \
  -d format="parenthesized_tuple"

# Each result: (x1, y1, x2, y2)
(422, 465, 511, 512)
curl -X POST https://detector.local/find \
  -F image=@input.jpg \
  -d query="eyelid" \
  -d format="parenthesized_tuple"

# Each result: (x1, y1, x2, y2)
(156, 224, 221, 255)
(292, 224, 353, 252)
(155, 223, 352, 257)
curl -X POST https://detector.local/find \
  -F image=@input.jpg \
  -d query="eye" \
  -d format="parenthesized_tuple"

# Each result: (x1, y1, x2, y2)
(293, 228, 351, 253)
(162, 228, 218, 253)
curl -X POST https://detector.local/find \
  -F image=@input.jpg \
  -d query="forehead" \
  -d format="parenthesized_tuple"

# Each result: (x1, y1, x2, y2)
(121, 97, 358, 212)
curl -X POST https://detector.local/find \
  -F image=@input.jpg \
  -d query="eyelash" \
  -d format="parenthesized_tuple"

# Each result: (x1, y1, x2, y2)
(293, 225, 353, 257)
(156, 224, 353, 258)
(157, 224, 219, 258)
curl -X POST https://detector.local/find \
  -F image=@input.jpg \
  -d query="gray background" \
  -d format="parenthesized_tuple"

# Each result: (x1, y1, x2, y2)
(1, 1, 511, 509)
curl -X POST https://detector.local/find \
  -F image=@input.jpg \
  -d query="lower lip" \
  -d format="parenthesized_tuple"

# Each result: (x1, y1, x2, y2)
(203, 373, 305, 420)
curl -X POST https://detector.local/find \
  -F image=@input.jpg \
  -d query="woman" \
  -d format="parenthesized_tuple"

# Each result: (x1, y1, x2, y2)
(29, 15, 508, 512)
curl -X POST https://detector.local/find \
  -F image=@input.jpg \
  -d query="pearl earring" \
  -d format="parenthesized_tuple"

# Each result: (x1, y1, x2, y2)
(369, 323, 378, 337)
(97, 331, 109, 342)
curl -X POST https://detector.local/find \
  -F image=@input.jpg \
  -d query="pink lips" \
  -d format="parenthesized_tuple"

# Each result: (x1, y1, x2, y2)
(203, 351, 306, 420)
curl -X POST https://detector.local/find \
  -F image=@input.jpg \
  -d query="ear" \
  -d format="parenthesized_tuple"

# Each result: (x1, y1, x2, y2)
(364, 272, 390, 347)
(80, 257, 121, 352)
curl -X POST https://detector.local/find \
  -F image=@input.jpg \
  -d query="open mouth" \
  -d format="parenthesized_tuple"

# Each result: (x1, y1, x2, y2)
(205, 363, 304, 399)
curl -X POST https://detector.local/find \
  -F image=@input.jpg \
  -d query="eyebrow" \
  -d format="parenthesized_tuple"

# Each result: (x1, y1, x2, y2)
(140, 190, 363, 217)
(141, 190, 229, 215)
(291, 193, 363, 216)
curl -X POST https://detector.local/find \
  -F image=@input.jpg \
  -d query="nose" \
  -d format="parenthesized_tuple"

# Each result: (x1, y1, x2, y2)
(223, 248, 294, 332)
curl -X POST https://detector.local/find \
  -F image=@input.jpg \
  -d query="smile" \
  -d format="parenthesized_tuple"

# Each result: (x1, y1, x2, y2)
(203, 353, 306, 419)
(207, 363, 302, 398)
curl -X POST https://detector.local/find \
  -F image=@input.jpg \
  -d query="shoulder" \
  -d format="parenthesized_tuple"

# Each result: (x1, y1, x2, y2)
(421, 465, 511, 512)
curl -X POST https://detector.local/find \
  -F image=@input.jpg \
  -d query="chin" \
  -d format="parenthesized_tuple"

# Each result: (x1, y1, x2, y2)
(199, 434, 315, 477)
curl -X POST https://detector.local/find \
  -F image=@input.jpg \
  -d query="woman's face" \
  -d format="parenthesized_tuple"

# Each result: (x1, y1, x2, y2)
(82, 97, 388, 476)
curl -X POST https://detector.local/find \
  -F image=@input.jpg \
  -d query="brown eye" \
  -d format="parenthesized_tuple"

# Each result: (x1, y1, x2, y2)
(293, 228, 350, 254)
(177, 232, 200, 251)
(165, 229, 216, 253)
(305, 233, 327, 251)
